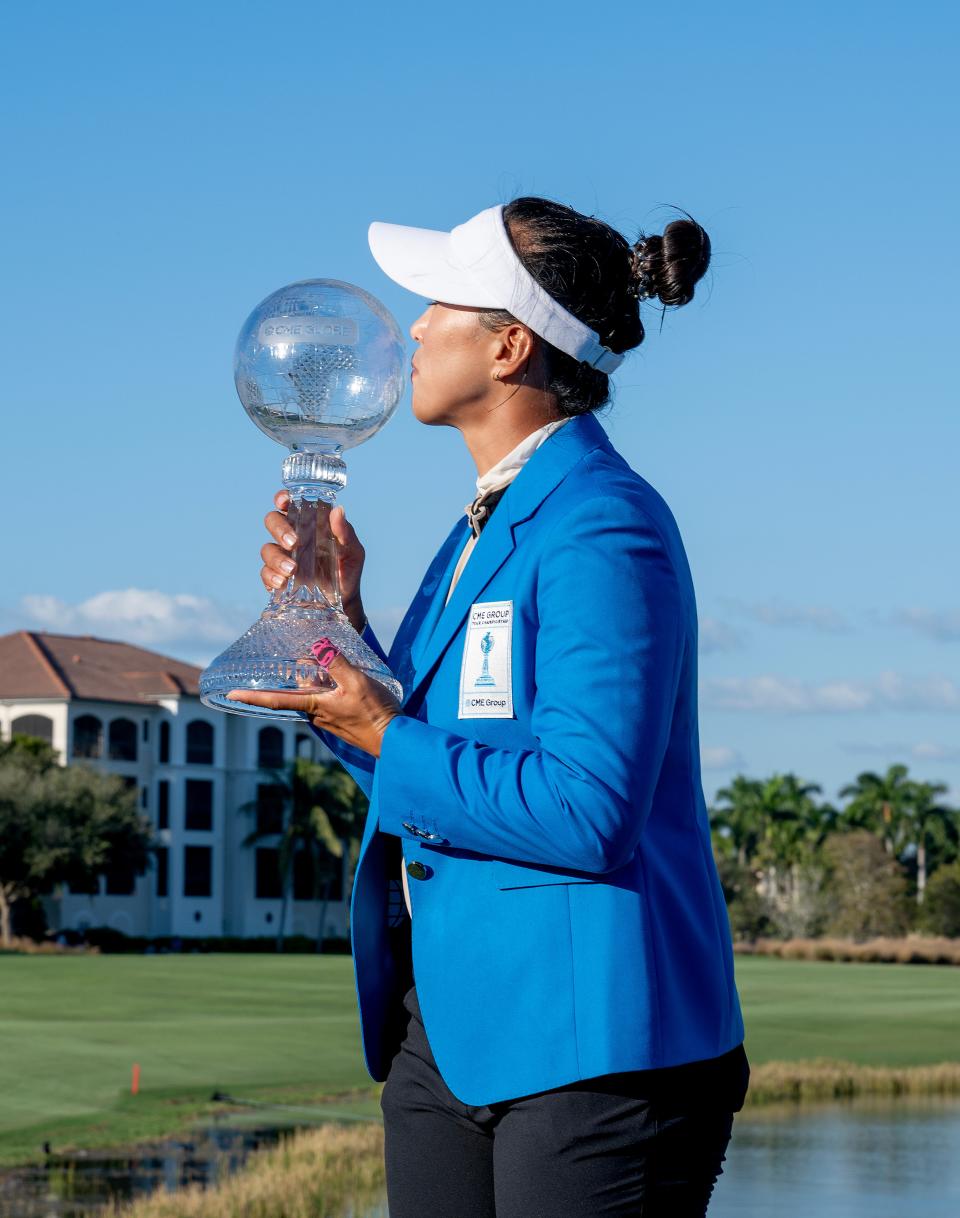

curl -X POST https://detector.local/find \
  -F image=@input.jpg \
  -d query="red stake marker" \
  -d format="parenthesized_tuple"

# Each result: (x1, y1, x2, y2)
(131, 1063, 140, 1096)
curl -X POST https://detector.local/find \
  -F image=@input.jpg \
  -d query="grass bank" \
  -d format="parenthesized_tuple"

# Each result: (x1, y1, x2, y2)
(117, 1122, 386, 1218)
(3, 953, 959, 1166)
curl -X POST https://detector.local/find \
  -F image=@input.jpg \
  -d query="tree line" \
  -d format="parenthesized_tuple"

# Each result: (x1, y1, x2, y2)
(4, 733, 959, 948)
(710, 764, 960, 940)
(0, 734, 367, 949)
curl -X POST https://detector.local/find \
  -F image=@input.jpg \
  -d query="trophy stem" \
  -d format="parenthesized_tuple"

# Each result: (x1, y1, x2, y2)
(273, 450, 347, 612)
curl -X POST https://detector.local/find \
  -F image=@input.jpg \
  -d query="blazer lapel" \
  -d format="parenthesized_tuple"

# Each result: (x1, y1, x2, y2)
(401, 412, 611, 710)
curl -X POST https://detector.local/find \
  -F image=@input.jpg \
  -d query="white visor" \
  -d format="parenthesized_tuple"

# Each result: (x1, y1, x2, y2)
(368, 205, 625, 374)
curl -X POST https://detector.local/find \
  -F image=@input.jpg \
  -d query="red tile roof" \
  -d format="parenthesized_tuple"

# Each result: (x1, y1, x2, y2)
(0, 632, 202, 703)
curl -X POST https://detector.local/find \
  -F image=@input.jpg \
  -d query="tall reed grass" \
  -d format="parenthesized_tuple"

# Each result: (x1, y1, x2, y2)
(747, 1059, 960, 1104)
(734, 934, 960, 965)
(117, 1122, 385, 1218)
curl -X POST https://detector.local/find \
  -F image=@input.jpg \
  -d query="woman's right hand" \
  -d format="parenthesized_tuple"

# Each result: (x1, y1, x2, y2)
(261, 490, 368, 634)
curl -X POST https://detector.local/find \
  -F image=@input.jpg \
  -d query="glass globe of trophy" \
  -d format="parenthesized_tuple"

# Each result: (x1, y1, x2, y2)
(200, 279, 405, 718)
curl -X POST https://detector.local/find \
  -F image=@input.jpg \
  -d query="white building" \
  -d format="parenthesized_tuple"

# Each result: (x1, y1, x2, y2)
(0, 630, 349, 942)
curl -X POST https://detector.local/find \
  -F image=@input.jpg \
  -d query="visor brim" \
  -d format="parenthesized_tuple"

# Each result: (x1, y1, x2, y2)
(367, 220, 503, 309)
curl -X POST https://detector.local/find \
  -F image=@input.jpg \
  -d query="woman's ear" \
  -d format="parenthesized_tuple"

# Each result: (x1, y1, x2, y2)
(491, 322, 536, 381)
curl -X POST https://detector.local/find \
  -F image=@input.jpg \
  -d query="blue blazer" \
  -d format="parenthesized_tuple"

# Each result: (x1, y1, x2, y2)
(312, 410, 745, 1107)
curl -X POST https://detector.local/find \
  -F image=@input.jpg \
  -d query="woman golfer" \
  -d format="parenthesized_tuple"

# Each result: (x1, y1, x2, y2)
(239, 196, 749, 1216)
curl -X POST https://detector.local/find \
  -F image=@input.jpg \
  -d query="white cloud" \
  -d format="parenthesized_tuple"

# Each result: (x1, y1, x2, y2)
(702, 671, 960, 714)
(721, 597, 850, 633)
(10, 590, 410, 667)
(18, 589, 251, 663)
(701, 745, 744, 770)
(893, 608, 960, 641)
(843, 741, 960, 763)
(698, 617, 742, 654)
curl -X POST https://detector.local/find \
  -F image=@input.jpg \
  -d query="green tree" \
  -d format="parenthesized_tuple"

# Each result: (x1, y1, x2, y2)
(753, 774, 835, 938)
(0, 735, 154, 945)
(820, 830, 911, 939)
(907, 781, 958, 905)
(838, 763, 915, 857)
(710, 776, 766, 867)
(243, 756, 367, 952)
(917, 861, 960, 937)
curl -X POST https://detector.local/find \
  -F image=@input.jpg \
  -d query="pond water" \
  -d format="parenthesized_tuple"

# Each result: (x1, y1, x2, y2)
(1, 1099, 958, 1217)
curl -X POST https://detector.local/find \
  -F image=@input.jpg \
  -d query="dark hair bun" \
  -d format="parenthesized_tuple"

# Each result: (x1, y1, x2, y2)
(631, 217, 711, 308)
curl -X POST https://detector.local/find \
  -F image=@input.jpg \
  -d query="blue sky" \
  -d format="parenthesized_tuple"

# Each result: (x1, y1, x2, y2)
(1, 1, 957, 803)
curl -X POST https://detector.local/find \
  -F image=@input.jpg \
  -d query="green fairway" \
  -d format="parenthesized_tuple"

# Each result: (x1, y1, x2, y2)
(737, 954, 960, 1067)
(0, 954, 372, 1166)
(1, 952, 958, 1165)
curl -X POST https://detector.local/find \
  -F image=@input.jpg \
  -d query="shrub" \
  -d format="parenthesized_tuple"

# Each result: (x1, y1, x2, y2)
(819, 831, 911, 940)
(919, 862, 960, 937)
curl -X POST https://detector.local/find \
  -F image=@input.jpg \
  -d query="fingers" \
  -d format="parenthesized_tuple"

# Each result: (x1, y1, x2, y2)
(226, 689, 322, 713)
(330, 505, 364, 556)
(265, 508, 297, 550)
(260, 541, 296, 590)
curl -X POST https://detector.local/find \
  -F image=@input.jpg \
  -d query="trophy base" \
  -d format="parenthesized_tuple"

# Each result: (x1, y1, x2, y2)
(199, 603, 402, 720)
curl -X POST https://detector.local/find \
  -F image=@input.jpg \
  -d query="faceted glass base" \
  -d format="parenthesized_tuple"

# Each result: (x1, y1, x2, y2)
(200, 603, 402, 720)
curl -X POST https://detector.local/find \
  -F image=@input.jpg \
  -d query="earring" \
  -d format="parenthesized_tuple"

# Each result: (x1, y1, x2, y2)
(493, 370, 501, 381)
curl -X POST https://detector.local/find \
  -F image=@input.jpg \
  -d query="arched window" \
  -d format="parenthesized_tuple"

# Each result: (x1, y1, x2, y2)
(258, 726, 284, 770)
(295, 732, 314, 760)
(12, 714, 54, 745)
(72, 714, 103, 759)
(186, 719, 214, 765)
(108, 718, 137, 762)
(159, 720, 170, 764)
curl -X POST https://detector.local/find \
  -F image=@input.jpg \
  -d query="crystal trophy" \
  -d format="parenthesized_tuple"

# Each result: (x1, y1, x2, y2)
(200, 279, 405, 718)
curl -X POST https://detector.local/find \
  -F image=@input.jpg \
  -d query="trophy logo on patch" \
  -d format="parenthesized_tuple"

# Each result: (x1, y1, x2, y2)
(474, 631, 496, 687)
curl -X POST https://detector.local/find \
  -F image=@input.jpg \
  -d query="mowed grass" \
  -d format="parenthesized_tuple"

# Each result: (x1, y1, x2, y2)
(0, 954, 373, 1166)
(738, 954, 960, 1066)
(1, 952, 959, 1164)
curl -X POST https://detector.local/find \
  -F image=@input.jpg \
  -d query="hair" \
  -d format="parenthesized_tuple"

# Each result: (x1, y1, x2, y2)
(478, 196, 711, 417)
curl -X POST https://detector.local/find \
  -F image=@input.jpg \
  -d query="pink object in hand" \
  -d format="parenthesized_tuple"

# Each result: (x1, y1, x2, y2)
(311, 637, 341, 669)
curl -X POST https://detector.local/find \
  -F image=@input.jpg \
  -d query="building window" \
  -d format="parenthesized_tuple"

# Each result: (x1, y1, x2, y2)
(295, 732, 313, 760)
(157, 780, 170, 830)
(105, 864, 136, 896)
(258, 726, 284, 770)
(142, 720, 150, 743)
(159, 721, 170, 764)
(11, 714, 54, 745)
(68, 875, 100, 896)
(72, 714, 103, 759)
(141, 787, 148, 809)
(186, 720, 214, 765)
(255, 847, 282, 899)
(183, 846, 212, 897)
(108, 718, 138, 762)
(293, 848, 318, 901)
(256, 784, 285, 836)
(184, 779, 213, 831)
(156, 847, 168, 898)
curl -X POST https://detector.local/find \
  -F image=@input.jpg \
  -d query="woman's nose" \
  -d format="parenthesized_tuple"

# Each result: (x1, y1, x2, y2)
(409, 305, 430, 343)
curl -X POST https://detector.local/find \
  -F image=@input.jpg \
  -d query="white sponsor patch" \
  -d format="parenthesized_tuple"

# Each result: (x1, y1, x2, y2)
(458, 600, 514, 719)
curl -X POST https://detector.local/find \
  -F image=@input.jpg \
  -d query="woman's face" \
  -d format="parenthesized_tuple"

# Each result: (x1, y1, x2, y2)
(408, 301, 497, 426)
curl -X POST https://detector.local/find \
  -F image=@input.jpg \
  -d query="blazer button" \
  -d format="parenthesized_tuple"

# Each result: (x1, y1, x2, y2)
(406, 860, 428, 881)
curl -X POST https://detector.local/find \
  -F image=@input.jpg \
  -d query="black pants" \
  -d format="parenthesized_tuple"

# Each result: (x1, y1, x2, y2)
(380, 981, 749, 1218)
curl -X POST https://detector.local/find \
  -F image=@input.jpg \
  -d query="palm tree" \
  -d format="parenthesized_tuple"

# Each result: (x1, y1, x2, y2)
(302, 763, 369, 951)
(710, 776, 766, 867)
(838, 763, 915, 857)
(909, 781, 958, 905)
(242, 756, 366, 952)
(752, 774, 834, 936)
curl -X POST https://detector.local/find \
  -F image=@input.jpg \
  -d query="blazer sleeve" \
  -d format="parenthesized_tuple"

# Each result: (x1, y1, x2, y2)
(373, 495, 687, 874)
(303, 620, 390, 799)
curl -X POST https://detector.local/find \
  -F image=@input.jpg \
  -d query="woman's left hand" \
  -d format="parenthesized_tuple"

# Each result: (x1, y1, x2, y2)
(227, 649, 401, 757)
